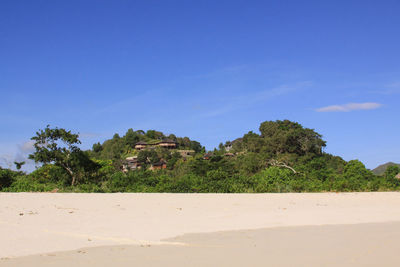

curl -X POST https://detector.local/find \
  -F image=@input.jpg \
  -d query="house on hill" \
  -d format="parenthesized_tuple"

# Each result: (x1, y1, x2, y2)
(124, 156, 168, 171)
(157, 139, 177, 149)
(123, 156, 141, 172)
(135, 141, 148, 150)
(149, 160, 167, 170)
(224, 138, 242, 152)
(134, 139, 177, 150)
(225, 142, 233, 152)
(203, 152, 213, 160)
(396, 173, 400, 180)
(177, 150, 195, 158)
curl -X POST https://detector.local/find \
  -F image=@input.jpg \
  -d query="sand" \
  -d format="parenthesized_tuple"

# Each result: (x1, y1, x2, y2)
(1, 192, 400, 266)
(3, 222, 400, 267)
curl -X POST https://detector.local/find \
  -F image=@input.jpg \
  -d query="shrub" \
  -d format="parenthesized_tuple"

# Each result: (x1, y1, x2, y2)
(0, 168, 16, 190)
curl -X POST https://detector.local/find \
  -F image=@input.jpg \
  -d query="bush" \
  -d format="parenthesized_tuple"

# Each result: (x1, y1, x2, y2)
(6, 176, 57, 192)
(29, 165, 70, 184)
(253, 167, 295, 192)
(0, 168, 16, 190)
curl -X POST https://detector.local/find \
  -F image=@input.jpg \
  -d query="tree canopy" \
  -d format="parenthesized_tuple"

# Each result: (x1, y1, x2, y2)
(28, 126, 99, 185)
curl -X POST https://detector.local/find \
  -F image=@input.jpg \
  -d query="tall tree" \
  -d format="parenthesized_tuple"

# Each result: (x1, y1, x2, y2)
(29, 126, 98, 186)
(259, 120, 326, 155)
(125, 128, 139, 146)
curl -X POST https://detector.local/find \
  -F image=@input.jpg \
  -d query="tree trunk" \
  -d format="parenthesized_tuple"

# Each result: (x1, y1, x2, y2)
(71, 175, 76, 186)
(60, 164, 76, 186)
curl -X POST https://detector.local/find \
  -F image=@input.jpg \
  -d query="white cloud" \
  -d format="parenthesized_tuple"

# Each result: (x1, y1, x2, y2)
(18, 140, 35, 154)
(0, 140, 37, 172)
(316, 102, 382, 112)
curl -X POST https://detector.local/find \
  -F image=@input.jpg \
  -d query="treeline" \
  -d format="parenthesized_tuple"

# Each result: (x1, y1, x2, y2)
(1, 120, 400, 193)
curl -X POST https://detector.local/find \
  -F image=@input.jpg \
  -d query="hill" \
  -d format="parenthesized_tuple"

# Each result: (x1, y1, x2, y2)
(3, 120, 400, 193)
(372, 162, 400, 175)
(89, 128, 204, 161)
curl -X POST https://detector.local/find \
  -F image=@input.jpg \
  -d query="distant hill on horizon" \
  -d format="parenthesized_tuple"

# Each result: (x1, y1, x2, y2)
(372, 162, 400, 175)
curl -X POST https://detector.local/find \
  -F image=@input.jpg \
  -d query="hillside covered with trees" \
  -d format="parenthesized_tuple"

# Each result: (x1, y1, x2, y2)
(1, 120, 399, 193)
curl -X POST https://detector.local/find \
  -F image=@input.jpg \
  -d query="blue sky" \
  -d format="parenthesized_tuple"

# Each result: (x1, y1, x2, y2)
(1, 0, 399, 171)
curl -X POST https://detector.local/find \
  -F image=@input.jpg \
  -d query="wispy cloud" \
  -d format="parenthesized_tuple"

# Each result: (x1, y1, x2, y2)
(316, 102, 382, 112)
(368, 82, 400, 95)
(380, 82, 400, 95)
(0, 140, 36, 172)
(0, 154, 14, 169)
(387, 82, 400, 88)
(15, 140, 35, 161)
(202, 81, 313, 118)
(78, 132, 101, 139)
(186, 64, 249, 80)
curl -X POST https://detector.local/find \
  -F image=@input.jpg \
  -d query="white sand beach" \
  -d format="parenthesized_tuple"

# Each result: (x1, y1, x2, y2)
(1, 192, 400, 266)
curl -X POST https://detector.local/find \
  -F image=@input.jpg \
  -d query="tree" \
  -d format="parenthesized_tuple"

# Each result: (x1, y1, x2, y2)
(137, 149, 161, 167)
(190, 141, 203, 153)
(146, 130, 165, 140)
(384, 165, 400, 182)
(0, 167, 16, 190)
(242, 131, 265, 153)
(259, 120, 326, 155)
(125, 128, 139, 146)
(92, 142, 103, 153)
(342, 160, 373, 190)
(344, 160, 371, 179)
(167, 134, 177, 141)
(14, 161, 25, 170)
(28, 126, 99, 186)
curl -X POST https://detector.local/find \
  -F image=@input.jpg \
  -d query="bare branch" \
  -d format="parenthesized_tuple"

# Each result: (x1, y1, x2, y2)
(268, 159, 298, 174)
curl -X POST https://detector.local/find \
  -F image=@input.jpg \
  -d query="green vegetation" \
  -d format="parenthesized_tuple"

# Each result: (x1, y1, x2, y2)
(2, 120, 399, 193)
(28, 126, 100, 186)
(372, 162, 400, 175)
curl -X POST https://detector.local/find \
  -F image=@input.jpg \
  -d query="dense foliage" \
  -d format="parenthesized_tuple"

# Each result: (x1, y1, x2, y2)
(28, 126, 100, 185)
(90, 128, 204, 161)
(2, 120, 399, 193)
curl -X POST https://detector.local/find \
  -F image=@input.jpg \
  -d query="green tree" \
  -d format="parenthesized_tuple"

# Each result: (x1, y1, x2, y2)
(341, 160, 373, 190)
(92, 142, 103, 153)
(145, 130, 164, 140)
(0, 167, 16, 190)
(259, 120, 326, 155)
(343, 160, 372, 180)
(384, 165, 400, 183)
(136, 130, 145, 135)
(28, 126, 99, 186)
(137, 150, 161, 167)
(167, 134, 177, 141)
(14, 161, 25, 170)
(166, 152, 182, 170)
(190, 141, 203, 153)
(125, 128, 139, 147)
